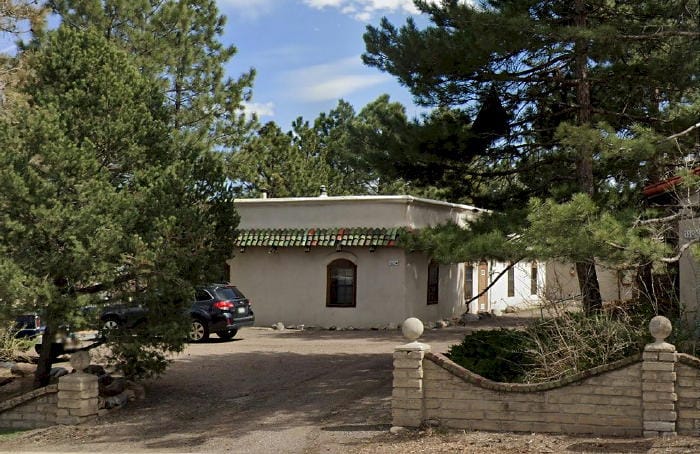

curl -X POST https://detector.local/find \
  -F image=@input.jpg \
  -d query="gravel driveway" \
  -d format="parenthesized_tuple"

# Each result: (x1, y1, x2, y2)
(6, 313, 695, 453)
(0, 324, 482, 453)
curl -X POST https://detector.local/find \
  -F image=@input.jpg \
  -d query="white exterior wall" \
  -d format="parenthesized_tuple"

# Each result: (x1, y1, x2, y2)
(461, 261, 545, 314)
(488, 261, 546, 313)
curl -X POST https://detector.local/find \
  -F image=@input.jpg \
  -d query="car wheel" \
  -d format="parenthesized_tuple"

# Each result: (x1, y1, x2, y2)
(217, 329, 237, 341)
(189, 319, 209, 342)
(102, 316, 121, 332)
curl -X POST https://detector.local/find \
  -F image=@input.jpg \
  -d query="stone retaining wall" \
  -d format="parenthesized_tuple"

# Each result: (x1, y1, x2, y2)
(419, 353, 643, 436)
(0, 370, 99, 430)
(0, 385, 59, 429)
(676, 354, 700, 436)
(392, 315, 700, 437)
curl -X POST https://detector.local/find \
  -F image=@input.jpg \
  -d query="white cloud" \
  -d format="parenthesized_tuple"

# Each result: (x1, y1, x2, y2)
(242, 101, 276, 119)
(217, 0, 277, 20)
(303, 0, 472, 21)
(285, 56, 391, 102)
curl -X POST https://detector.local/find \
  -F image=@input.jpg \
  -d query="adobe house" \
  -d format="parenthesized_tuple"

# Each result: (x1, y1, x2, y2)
(227, 194, 552, 329)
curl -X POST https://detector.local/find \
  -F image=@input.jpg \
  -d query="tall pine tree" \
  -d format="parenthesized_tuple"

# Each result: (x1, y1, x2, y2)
(363, 0, 700, 313)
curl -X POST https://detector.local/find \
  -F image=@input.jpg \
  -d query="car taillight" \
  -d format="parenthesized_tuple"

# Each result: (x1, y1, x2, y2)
(247, 300, 252, 307)
(35, 316, 41, 329)
(213, 301, 233, 310)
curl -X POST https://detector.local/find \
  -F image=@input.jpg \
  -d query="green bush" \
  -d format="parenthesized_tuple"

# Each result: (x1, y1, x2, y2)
(447, 310, 648, 384)
(447, 329, 530, 382)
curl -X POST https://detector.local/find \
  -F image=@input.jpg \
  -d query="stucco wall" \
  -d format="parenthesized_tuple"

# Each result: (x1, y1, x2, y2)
(486, 261, 546, 313)
(404, 253, 466, 324)
(544, 262, 634, 303)
(679, 218, 700, 328)
(420, 354, 643, 436)
(229, 247, 467, 328)
(235, 196, 481, 231)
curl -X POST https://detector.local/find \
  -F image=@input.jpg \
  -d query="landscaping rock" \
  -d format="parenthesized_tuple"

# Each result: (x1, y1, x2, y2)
(11, 362, 36, 377)
(459, 313, 480, 324)
(101, 377, 127, 396)
(272, 322, 285, 331)
(49, 367, 69, 378)
(504, 305, 518, 314)
(126, 380, 146, 401)
(386, 323, 397, 330)
(83, 364, 107, 376)
(103, 392, 128, 409)
(328, 326, 337, 331)
(435, 320, 449, 329)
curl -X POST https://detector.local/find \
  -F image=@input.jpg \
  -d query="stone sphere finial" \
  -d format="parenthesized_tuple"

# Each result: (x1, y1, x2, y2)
(401, 317, 424, 341)
(649, 315, 672, 343)
(70, 350, 91, 372)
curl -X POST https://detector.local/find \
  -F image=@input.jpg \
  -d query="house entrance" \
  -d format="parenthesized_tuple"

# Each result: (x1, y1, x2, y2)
(477, 260, 489, 312)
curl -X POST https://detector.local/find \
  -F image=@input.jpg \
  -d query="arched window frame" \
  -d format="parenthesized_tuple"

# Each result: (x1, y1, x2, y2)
(427, 260, 439, 305)
(326, 258, 357, 307)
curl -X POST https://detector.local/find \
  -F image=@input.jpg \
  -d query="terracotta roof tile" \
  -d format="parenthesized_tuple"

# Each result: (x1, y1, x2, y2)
(235, 227, 403, 249)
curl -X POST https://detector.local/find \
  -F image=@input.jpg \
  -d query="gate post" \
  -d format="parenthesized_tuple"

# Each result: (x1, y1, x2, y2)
(642, 316, 677, 437)
(392, 318, 430, 428)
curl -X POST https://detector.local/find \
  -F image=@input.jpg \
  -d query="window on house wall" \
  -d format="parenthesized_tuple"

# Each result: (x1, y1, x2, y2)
(427, 260, 439, 305)
(507, 266, 515, 297)
(530, 262, 538, 295)
(327, 259, 356, 307)
(464, 264, 473, 300)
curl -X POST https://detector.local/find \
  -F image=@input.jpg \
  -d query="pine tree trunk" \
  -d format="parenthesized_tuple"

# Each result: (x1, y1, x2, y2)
(33, 325, 54, 389)
(574, 0, 603, 314)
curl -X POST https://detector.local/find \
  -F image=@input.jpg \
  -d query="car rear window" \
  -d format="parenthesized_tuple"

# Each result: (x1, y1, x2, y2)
(215, 287, 245, 300)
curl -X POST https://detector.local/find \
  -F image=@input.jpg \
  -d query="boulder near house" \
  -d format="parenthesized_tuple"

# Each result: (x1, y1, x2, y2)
(227, 194, 563, 329)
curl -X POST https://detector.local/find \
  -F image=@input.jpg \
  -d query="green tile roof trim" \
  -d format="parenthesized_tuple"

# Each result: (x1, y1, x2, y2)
(235, 227, 404, 248)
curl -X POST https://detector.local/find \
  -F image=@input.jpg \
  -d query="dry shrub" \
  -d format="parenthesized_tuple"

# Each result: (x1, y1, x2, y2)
(523, 302, 646, 383)
(0, 322, 34, 362)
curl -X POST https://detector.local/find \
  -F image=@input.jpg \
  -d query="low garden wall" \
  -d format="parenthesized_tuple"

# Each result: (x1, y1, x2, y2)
(0, 351, 99, 430)
(393, 315, 700, 437)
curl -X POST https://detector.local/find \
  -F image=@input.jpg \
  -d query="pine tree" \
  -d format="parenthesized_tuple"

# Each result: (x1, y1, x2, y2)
(363, 0, 700, 313)
(47, 0, 255, 150)
(0, 26, 237, 387)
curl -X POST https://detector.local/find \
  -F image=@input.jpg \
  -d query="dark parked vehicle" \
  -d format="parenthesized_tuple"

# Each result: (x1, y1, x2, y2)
(100, 284, 255, 342)
(14, 314, 45, 338)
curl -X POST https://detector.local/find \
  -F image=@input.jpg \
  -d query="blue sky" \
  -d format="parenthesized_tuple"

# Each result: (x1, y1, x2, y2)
(0, 1, 440, 130)
(216, 0, 430, 129)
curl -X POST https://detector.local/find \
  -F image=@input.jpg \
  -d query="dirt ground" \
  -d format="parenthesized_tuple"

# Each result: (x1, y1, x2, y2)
(1, 313, 700, 453)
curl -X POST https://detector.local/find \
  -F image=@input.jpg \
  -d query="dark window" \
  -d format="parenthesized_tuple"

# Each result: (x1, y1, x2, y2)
(427, 261, 439, 305)
(214, 286, 245, 300)
(464, 265, 473, 300)
(195, 289, 212, 301)
(327, 259, 356, 307)
(531, 262, 538, 295)
(507, 266, 515, 297)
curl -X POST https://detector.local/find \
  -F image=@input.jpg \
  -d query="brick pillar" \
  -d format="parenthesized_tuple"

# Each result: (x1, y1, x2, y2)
(392, 317, 430, 428)
(57, 351, 98, 425)
(642, 315, 677, 437)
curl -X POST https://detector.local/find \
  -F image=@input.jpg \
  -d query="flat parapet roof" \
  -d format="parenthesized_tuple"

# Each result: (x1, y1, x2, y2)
(234, 194, 488, 213)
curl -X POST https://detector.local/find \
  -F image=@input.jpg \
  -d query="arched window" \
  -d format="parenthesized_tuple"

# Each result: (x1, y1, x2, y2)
(327, 259, 356, 307)
(427, 260, 439, 305)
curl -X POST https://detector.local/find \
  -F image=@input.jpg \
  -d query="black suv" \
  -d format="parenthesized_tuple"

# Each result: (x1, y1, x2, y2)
(100, 284, 255, 342)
